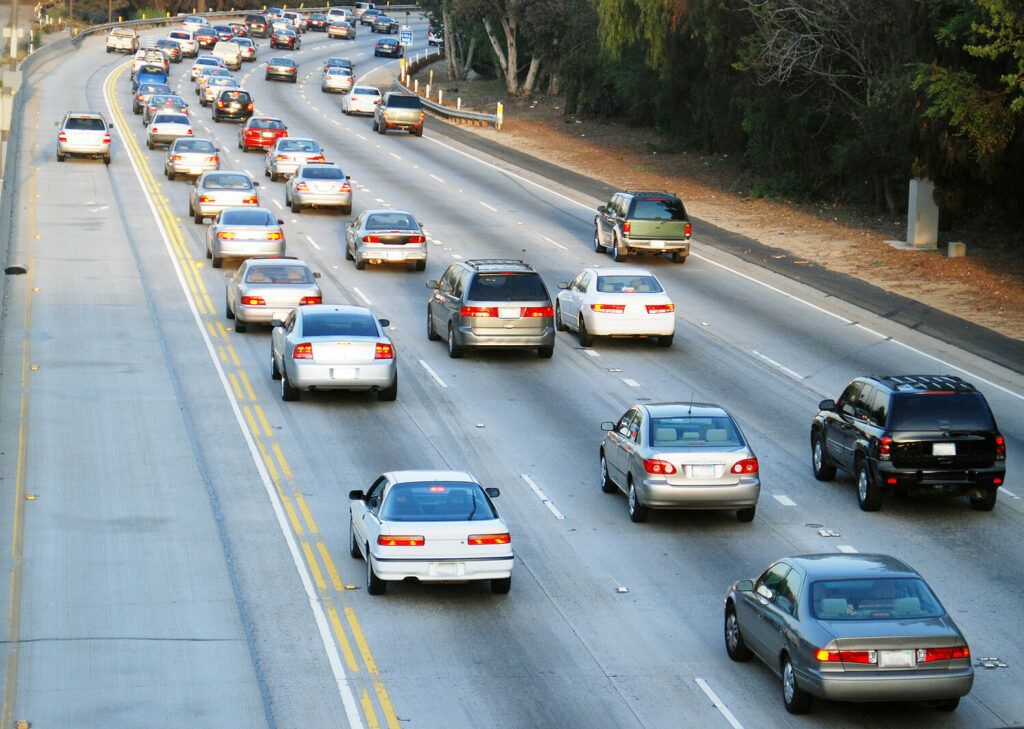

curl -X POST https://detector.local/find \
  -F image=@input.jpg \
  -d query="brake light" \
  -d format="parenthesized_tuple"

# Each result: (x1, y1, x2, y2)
(217, 232, 235, 239)
(58, 132, 67, 142)
(623, 221, 631, 234)
(299, 296, 321, 305)
(151, 126, 159, 133)
(276, 154, 288, 161)
(377, 535, 424, 547)
(243, 195, 258, 204)
(292, 342, 313, 359)
(646, 303, 675, 314)
(460, 306, 497, 318)
(685, 222, 692, 237)
(374, 343, 394, 359)
(644, 459, 676, 475)
(731, 458, 758, 475)
(996, 435, 1005, 458)
(171, 155, 183, 161)
(591, 304, 625, 314)
(815, 649, 877, 664)
(468, 533, 510, 545)
(198, 194, 212, 203)
(295, 182, 309, 191)
(917, 646, 969, 662)
(520, 306, 552, 317)
(186, 129, 193, 135)
(247, 103, 254, 110)
(217, 101, 225, 108)
(362, 235, 381, 243)
(342, 182, 352, 193)
(309, 155, 325, 162)
(879, 435, 892, 458)
(208, 156, 219, 163)
(241, 296, 265, 305)
(266, 231, 283, 240)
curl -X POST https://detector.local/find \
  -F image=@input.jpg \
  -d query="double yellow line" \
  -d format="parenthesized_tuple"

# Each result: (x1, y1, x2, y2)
(105, 63, 400, 729)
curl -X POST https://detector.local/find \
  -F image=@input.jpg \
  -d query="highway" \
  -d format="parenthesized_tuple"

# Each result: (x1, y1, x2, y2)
(1, 14, 1022, 729)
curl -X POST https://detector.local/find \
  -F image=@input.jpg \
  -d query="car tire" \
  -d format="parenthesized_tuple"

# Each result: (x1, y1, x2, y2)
(271, 355, 281, 380)
(671, 252, 687, 263)
(56, 152, 66, 162)
(291, 199, 301, 213)
(592, 225, 606, 253)
(281, 371, 299, 401)
(447, 325, 464, 359)
(600, 452, 617, 494)
(212, 113, 220, 122)
(612, 234, 627, 262)
(537, 344, 554, 359)
(578, 317, 594, 348)
(856, 458, 883, 512)
(166, 169, 175, 181)
(234, 319, 247, 333)
(103, 154, 111, 165)
(355, 256, 366, 270)
(657, 334, 674, 347)
(344, 243, 354, 261)
(811, 432, 837, 481)
(555, 302, 568, 332)
(736, 505, 756, 523)
(147, 139, 154, 150)
(366, 551, 386, 595)
(377, 377, 397, 401)
(782, 656, 812, 714)
(969, 488, 998, 511)
(491, 577, 511, 594)
(349, 517, 361, 558)
(194, 210, 204, 224)
(627, 480, 648, 522)
(378, 123, 386, 136)
(426, 308, 440, 341)
(724, 605, 753, 661)
(414, 126, 423, 137)
(372, 119, 379, 131)
(340, 204, 352, 215)
(929, 698, 960, 712)
(414, 259, 425, 271)
(211, 255, 223, 268)
(271, 171, 281, 182)
(225, 294, 234, 319)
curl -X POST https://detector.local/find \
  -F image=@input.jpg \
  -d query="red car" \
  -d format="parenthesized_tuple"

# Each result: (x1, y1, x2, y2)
(238, 117, 289, 152)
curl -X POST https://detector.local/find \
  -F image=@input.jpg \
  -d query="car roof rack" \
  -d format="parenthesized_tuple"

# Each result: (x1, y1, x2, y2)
(872, 374, 975, 393)
(624, 190, 679, 197)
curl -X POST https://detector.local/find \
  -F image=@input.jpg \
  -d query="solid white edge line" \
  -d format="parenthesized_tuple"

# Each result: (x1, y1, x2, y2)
(1000, 488, 1020, 499)
(418, 359, 447, 388)
(104, 65, 367, 729)
(352, 286, 371, 306)
(694, 678, 745, 729)
(751, 350, 804, 381)
(520, 474, 565, 520)
(772, 494, 797, 507)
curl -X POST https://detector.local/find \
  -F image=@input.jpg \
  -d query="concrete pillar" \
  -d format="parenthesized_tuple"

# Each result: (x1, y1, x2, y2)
(906, 178, 939, 250)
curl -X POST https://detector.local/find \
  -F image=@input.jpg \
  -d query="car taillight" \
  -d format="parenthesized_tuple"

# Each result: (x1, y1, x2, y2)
(295, 182, 309, 191)
(247, 103, 253, 110)
(419, 112, 425, 122)
(460, 306, 497, 318)
(731, 458, 758, 474)
(299, 296, 321, 305)
(403, 234, 424, 242)
(309, 155, 325, 162)
(243, 195, 258, 204)
(644, 459, 676, 475)
(995, 435, 1005, 459)
(879, 435, 892, 458)
(377, 535, 424, 546)
(217, 231, 235, 239)
(241, 296, 265, 305)
(266, 231, 283, 240)
(276, 154, 288, 160)
(646, 303, 675, 314)
(591, 304, 625, 313)
(468, 533, 510, 545)
(374, 343, 394, 359)
(815, 649, 877, 664)
(186, 129, 193, 135)
(362, 235, 381, 243)
(208, 156, 219, 163)
(171, 155, 183, 161)
(148, 105, 156, 112)
(522, 306, 553, 317)
(199, 194, 212, 202)
(137, 95, 145, 102)
(217, 101, 225, 108)
(151, 126, 159, 133)
(685, 222, 692, 237)
(293, 342, 313, 359)
(917, 646, 969, 663)
(58, 132, 67, 142)
(623, 221, 631, 234)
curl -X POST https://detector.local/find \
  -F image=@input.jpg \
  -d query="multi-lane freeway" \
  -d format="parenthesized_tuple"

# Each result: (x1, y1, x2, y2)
(1, 13, 1022, 729)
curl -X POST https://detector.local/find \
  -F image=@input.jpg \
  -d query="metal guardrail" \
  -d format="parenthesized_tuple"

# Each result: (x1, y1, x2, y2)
(396, 50, 501, 129)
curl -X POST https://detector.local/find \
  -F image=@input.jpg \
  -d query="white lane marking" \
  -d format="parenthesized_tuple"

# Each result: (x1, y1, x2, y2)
(272, 199, 283, 210)
(521, 474, 565, 520)
(772, 494, 797, 507)
(1000, 488, 1020, 499)
(104, 66, 366, 729)
(479, 201, 497, 212)
(837, 545, 859, 553)
(306, 235, 320, 251)
(584, 349, 600, 357)
(622, 378, 640, 388)
(854, 323, 888, 339)
(389, 152, 401, 160)
(356, 134, 366, 141)
(543, 235, 568, 251)
(418, 360, 447, 388)
(451, 253, 464, 260)
(751, 350, 804, 381)
(352, 286, 371, 305)
(694, 678, 745, 729)
(429, 174, 444, 183)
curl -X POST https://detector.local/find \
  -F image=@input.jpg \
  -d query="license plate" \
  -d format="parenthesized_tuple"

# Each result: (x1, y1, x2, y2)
(878, 649, 915, 668)
(933, 442, 956, 456)
(330, 367, 357, 380)
(498, 307, 519, 319)
(431, 562, 463, 577)
(649, 240, 665, 248)
(386, 251, 404, 261)
(189, 167, 204, 175)
(691, 464, 716, 478)
(262, 132, 275, 138)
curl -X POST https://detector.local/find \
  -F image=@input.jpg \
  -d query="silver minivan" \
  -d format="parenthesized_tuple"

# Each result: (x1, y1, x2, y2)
(56, 111, 112, 164)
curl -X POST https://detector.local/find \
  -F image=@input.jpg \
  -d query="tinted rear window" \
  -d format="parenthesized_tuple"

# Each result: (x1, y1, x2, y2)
(251, 118, 284, 130)
(631, 197, 687, 221)
(280, 140, 319, 152)
(366, 212, 416, 229)
(173, 139, 215, 153)
(386, 95, 422, 109)
(221, 209, 275, 225)
(810, 578, 944, 620)
(65, 117, 105, 130)
(301, 311, 378, 337)
(380, 482, 497, 522)
(301, 166, 344, 180)
(204, 174, 253, 190)
(468, 273, 548, 302)
(889, 392, 995, 430)
(596, 275, 663, 293)
(246, 265, 313, 284)
(153, 114, 187, 124)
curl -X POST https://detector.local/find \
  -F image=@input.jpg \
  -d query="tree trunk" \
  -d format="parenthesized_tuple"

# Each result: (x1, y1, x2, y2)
(482, 14, 518, 95)
(522, 56, 540, 96)
(443, 5, 457, 82)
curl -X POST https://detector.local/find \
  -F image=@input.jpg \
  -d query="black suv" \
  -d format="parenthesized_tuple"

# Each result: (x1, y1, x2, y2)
(212, 89, 253, 122)
(426, 259, 555, 359)
(811, 375, 1006, 511)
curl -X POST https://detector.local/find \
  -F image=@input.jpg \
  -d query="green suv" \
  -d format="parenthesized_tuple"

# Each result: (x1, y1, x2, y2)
(594, 190, 691, 263)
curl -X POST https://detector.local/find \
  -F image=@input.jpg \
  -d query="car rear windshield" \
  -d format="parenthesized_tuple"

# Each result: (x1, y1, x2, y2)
(220, 91, 249, 101)
(204, 174, 253, 190)
(153, 114, 187, 124)
(301, 311, 378, 337)
(252, 118, 285, 130)
(468, 273, 548, 302)
(386, 95, 422, 109)
(301, 166, 345, 180)
(596, 275, 663, 293)
(65, 117, 105, 130)
(139, 65, 166, 75)
(380, 482, 498, 522)
(889, 392, 995, 431)
(631, 197, 688, 221)
(810, 578, 945, 620)
(280, 140, 319, 152)
(246, 265, 313, 284)
(173, 139, 215, 153)
(649, 416, 744, 447)
(366, 212, 415, 229)
(139, 84, 167, 94)
(221, 209, 275, 225)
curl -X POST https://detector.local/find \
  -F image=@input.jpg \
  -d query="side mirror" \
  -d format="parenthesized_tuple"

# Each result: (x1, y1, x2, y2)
(425, 280, 438, 290)
(485, 487, 499, 498)
(348, 489, 365, 501)
(313, 272, 321, 279)
(378, 318, 390, 328)
(597, 205, 606, 213)
(600, 421, 615, 432)
(557, 281, 568, 289)
(108, 124, 116, 131)
(345, 175, 351, 180)
(253, 181, 260, 187)
(277, 219, 284, 225)
(818, 399, 836, 412)
(270, 318, 284, 328)
(734, 579, 754, 593)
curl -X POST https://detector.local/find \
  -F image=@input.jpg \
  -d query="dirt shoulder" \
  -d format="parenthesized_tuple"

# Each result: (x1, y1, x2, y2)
(412, 68, 1024, 345)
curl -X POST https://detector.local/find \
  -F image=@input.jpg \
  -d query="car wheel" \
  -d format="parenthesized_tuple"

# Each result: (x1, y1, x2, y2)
(414, 259, 425, 271)
(271, 171, 280, 182)
(341, 204, 352, 215)
(600, 452, 617, 494)
(194, 210, 204, 224)
(447, 325, 464, 359)
(264, 167, 270, 178)
(166, 169, 175, 180)
(969, 488, 998, 511)
(234, 318, 247, 333)
(372, 119, 379, 132)
(736, 505, 756, 523)
(378, 123, 386, 135)
(537, 344, 554, 359)
(612, 234, 627, 262)
(578, 317, 594, 347)
(592, 225, 606, 252)
(555, 302, 568, 332)
(103, 154, 111, 165)
(355, 256, 366, 270)
(671, 252, 687, 263)
(211, 255, 223, 268)
(724, 605, 753, 661)
(56, 152, 66, 162)
(281, 371, 299, 401)
(225, 293, 234, 319)
(348, 517, 361, 558)
(344, 242, 354, 261)
(377, 377, 397, 401)
(291, 199, 301, 213)
(627, 481, 648, 522)
(782, 656, 812, 714)
(811, 432, 837, 480)
(491, 576, 511, 594)
(414, 126, 423, 137)
(929, 698, 960, 712)
(857, 458, 882, 511)
(366, 550, 386, 595)
(271, 355, 281, 380)
(426, 308, 441, 341)
(147, 139, 154, 150)
(213, 113, 220, 122)
(657, 334, 674, 347)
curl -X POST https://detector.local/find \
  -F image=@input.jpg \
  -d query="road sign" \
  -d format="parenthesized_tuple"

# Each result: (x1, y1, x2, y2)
(399, 26, 412, 47)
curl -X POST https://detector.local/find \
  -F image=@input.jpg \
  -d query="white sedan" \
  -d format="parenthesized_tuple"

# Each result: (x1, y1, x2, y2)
(555, 265, 675, 347)
(348, 470, 513, 595)
(341, 85, 382, 115)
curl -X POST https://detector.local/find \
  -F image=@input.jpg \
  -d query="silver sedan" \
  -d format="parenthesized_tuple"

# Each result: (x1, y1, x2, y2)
(725, 553, 973, 714)
(225, 257, 321, 331)
(164, 137, 218, 180)
(340, 85, 381, 115)
(344, 209, 426, 271)
(265, 137, 326, 181)
(599, 402, 760, 522)
(284, 162, 351, 213)
(189, 170, 260, 224)
(146, 112, 192, 149)
(205, 207, 284, 268)
(270, 304, 397, 401)
(321, 65, 354, 93)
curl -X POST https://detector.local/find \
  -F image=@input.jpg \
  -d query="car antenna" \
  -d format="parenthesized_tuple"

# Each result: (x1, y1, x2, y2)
(687, 390, 694, 415)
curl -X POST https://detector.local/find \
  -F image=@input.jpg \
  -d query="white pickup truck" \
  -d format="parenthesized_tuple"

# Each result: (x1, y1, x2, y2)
(105, 27, 139, 53)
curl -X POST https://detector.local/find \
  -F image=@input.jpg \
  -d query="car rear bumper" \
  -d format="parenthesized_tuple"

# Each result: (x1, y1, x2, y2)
(371, 553, 513, 582)
(288, 360, 396, 390)
(168, 160, 218, 175)
(457, 326, 555, 350)
(804, 665, 974, 703)
(355, 243, 424, 262)
(197, 200, 258, 217)
(873, 462, 1005, 495)
(585, 314, 675, 337)
(149, 131, 190, 145)
(236, 304, 297, 323)
(640, 478, 760, 509)
(322, 79, 353, 91)
(58, 142, 110, 155)
(212, 240, 285, 259)
(266, 71, 297, 79)
(294, 191, 352, 207)
(623, 238, 690, 253)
